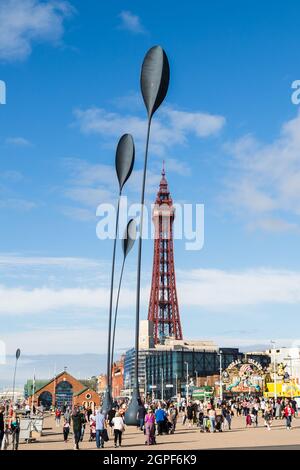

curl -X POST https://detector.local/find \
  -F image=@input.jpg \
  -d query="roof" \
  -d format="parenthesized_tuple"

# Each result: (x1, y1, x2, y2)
(73, 387, 88, 397)
(29, 371, 85, 396)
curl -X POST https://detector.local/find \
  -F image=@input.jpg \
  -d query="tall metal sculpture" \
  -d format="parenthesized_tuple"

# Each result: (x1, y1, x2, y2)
(125, 46, 170, 425)
(111, 219, 137, 371)
(102, 134, 135, 415)
(148, 164, 183, 344)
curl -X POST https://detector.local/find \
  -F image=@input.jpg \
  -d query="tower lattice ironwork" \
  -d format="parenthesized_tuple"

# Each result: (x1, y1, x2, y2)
(148, 164, 183, 344)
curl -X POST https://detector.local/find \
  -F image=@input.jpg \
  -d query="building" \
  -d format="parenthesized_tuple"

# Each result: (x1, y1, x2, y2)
(111, 355, 125, 398)
(97, 374, 107, 395)
(265, 346, 300, 383)
(145, 346, 270, 399)
(123, 320, 154, 396)
(28, 371, 101, 410)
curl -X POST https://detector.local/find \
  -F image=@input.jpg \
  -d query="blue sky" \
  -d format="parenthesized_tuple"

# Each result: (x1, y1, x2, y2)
(1, 0, 300, 371)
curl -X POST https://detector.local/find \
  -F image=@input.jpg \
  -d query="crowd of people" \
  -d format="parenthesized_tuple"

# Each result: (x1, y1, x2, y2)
(53, 395, 299, 449)
(1, 394, 299, 450)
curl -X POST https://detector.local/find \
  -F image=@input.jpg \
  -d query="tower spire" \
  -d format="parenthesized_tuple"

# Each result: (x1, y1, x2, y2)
(148, 165, 183, 344)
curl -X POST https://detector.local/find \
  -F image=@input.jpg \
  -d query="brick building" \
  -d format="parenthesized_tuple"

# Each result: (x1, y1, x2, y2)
(111, 355, 125, 398)
(28, 371, 100, 410)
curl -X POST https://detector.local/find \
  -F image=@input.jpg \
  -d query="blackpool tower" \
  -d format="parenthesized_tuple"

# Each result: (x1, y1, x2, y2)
(148, 164, 183, 344)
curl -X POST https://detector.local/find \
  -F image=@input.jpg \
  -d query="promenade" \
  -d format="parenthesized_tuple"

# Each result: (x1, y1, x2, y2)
(18, 414, 300, 451)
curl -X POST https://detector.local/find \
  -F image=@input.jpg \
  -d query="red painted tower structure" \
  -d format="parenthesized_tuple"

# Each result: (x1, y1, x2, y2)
(148, 164, 183, 344)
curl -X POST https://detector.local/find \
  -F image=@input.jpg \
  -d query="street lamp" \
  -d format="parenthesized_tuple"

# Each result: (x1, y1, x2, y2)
(12, 348, 21, 404)
(152, 373, 155, 401)
(270, 340, 277, 401)
(185, 362, 189, 404)
(219, 350, 223, 402)
(125, 46, 170, 425)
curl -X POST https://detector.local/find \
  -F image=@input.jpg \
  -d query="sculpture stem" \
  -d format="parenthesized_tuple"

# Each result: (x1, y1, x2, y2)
(106, 193, 121, 387)
(110, 256, 126, 383)
(134, 118, 151, 390)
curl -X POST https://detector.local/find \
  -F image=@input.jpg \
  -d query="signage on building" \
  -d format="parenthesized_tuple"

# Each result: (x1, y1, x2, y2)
(224, 359, 264, 393)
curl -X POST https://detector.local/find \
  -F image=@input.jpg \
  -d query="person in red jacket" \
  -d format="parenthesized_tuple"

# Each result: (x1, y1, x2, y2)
(283, 402, 295, 430)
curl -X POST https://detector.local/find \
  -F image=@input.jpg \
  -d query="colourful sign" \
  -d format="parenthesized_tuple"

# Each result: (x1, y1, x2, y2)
(224, 360, 264, 393)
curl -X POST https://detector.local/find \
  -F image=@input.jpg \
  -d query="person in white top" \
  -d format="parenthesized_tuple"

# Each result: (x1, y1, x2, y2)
(111, 412, 125, 448)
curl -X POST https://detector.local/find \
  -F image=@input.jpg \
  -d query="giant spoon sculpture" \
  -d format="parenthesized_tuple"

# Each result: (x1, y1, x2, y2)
(125, 46, 170, 425)
(102, 134, 135, 416)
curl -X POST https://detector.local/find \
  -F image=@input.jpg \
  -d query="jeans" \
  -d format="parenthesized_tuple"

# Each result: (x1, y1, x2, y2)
(209, 417, 215, 432)
(139, 418, 144, 430)
(73, 430, 81, 449)
(286, 416, 292, 428)
(96, 429, 104, 448)
(114, 429, 122, 446)
(157, 421, 164, 435)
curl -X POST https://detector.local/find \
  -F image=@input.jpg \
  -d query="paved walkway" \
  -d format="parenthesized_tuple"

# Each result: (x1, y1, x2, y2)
(18, 414, 300, 450)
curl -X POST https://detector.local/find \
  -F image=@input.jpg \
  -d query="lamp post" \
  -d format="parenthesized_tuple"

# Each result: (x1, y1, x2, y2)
(152, 373, 155, 401)
(125, 46, 170, 425)
(185, 362, 189, 404)
(161, 368, 164, 401)
(271, 340, 277, 401)
(219, 350, 223, 402)
(12, 348, 21, 405)
(285, 355, 294, 399)
(102, 134, 135, 416)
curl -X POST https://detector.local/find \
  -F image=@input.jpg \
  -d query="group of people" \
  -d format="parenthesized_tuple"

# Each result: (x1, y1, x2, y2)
(54, 395, 299, 449)
(0, 405, 21, 450)
(2, 393, 299, 450)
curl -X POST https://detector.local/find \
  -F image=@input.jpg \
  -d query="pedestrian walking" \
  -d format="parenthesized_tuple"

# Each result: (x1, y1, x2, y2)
(95, 408, 106, 449)
(72, 407, 82, 450)
(111, 412, 125, 448)
(283, 402, 295, 430)
(63, 419, 70, 443)
(145, 409, 156, 445)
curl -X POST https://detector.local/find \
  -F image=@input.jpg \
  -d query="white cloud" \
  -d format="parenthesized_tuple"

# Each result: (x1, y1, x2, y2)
(247, 218, 299, 233)
(177, 268, 300, 309)
(1, 263, 300, 316)
(118, 10, 145, 34)
(74, 106, 225, 156)
(224, 112, 300, 230)
(165, 108, 225, 138)
(0, 198, 37, 211)
(1, 326, 134, 354)
(0, 253, 100, 268)
(0, 0, 74, 61)
(61, 158, 178, 220)
(5, 137, 32, 147)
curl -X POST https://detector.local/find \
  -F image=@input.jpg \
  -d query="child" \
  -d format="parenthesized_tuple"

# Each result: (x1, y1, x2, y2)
(63, 420, 70, 443)
(246, 413, 252, 427)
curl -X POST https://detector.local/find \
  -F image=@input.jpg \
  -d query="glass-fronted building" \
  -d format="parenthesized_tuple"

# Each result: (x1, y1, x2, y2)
(145, 348, 271, 399)
(123, 348, 149, 395)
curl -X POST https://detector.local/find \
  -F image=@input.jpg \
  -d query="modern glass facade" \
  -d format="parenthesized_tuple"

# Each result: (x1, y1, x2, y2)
(124, 348, 148, 394)
(145, 348, 271, 399)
